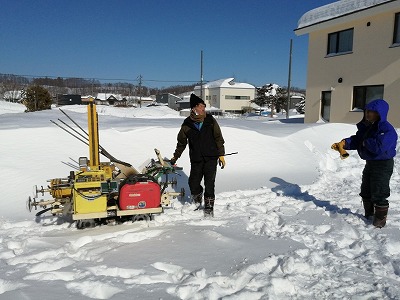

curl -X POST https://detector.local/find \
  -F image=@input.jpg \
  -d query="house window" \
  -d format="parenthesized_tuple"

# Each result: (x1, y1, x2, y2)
(225, 95, 250, 100)
(327, 28, 354, 55)
(353, 85, 384, 110)
(393, 12, 400, 44)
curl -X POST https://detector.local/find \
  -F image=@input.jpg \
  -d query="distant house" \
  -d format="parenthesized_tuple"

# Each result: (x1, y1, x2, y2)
(194, 78, 255, 114)
(176, 94, 223, 117)
(295, 0, 400, 126)
(56, 94, 82, 106)
(156, 93, 182, 110)
(289, 94, 306, 109)
(95, 93, 126, 106)
(176, 94, 191, 111)
(125, 95, 156, 107)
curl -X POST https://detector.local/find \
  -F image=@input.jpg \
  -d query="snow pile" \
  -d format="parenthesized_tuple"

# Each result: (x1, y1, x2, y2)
(62, 104, 180, 118)
(297, 0, 393, 29)
(0, 100, 26, 114)
(0, 106, 400, 299)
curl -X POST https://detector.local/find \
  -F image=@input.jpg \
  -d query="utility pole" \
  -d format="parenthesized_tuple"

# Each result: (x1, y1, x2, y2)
(286, 39, 293, 119)
(34, 87, 37, 111)
(200, 50, 203, 100)
(138, 75, 142, 108)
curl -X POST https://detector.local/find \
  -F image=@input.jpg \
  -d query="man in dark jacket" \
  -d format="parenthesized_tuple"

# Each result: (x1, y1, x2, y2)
(170, 94, 225, 216)
(332, 99, 397, 228)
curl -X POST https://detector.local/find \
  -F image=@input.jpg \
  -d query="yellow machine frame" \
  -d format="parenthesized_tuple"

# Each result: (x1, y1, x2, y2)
(27, 98, 184, 228)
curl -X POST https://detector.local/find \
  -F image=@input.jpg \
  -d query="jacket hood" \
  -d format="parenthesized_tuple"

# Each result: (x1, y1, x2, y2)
(364, 99, 389, 122)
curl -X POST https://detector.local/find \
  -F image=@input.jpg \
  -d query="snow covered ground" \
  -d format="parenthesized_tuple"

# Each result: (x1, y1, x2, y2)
(1, 101, 400, 299)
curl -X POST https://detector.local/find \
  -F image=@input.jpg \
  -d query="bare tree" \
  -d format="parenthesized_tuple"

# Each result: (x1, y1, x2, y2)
(1, 74, 26, 102)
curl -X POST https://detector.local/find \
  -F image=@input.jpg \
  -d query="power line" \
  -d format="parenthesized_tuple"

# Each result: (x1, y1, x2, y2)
(0, 73, 202, 84)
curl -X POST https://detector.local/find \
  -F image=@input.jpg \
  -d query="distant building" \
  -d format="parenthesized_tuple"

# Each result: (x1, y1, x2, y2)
(125, 95, 156, 107)
(156, 93, 182, 110)
(289, 94, 306, 109)
(95, 93, 126, 106)
(176, 94, 191, 111)
(295, 0, 400, 126)
(194, 78, 255, 114)
(56, 94, 82, 106)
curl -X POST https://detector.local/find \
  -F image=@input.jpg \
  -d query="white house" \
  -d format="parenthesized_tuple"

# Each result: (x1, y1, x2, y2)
(125, 95, 156, 107)
(194, 78, 255, 113)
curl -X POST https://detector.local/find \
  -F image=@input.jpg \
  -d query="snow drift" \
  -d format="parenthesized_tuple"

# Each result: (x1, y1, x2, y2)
(0, 102, 400, 299)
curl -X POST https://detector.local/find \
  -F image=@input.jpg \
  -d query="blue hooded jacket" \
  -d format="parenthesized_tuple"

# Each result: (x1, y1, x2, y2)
(344, 99, 397, 161)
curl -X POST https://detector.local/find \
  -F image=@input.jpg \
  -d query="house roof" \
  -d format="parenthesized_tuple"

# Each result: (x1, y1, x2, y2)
(296, 0, 396, 33)
(195, 78, 255, 89)
(96, 93, 123, 101)
(125, 96, 155, 101)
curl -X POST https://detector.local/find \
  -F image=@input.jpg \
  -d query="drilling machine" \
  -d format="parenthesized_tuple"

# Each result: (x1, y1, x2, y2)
(28, 99, 184, 229)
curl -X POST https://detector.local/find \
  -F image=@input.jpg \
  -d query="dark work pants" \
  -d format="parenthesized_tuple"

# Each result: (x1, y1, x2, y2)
(189, 159, 218, 199)
(359, 159, 394, 206)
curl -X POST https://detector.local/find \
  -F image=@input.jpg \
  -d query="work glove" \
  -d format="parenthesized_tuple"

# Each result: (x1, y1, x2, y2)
(218, 156, 226, 169)
(169, 157, 177, 165)
(331, 140, 349, 159)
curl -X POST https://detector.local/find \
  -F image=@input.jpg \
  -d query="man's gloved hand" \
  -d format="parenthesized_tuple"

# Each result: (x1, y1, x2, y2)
(218, 156, 226, 169)
(331, 142, 340, 152)
(331, 140, 349, 159)
(170, 157, 177, 165)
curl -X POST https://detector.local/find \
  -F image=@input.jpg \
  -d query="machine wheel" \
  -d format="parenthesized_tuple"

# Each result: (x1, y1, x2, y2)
(76, 219, 96, 229)
(132, 214, 151, 222)
(27, 196, 33, 212)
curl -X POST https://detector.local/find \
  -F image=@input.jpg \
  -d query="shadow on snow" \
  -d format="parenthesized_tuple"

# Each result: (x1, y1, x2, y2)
(269, 176, 363, 219)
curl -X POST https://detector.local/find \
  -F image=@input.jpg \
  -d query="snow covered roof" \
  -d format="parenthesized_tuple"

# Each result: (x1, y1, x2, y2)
(125, 96, 155, 101)
(195, 78, 255, 90)
(96, 93, 123, 101)
(296, 0, 396, 32)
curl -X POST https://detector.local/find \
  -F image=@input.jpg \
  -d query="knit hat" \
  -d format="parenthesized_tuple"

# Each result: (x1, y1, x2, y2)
(190, 93, 206, 109)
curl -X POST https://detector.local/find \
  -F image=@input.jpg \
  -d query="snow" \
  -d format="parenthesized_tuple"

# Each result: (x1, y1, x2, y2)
(0, 100, 26, 114)
(297, 0, 394, 29)
(1, 100, 400, 299)
(196, 78, 255, 90)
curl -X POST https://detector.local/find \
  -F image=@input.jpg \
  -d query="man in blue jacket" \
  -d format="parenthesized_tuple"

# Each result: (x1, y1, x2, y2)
(332, 99, 397, 228)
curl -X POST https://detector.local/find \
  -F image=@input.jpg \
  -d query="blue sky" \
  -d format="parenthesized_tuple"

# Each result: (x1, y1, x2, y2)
(0, 0, 334, 89)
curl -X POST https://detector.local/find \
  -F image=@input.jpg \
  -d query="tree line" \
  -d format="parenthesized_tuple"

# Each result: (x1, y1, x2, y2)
(1, 74, 306, 114)
(0, 74, 198, 102)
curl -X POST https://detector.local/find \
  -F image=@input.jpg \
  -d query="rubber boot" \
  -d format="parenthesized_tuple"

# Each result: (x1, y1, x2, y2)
(192, 192, 202, 209)
(362, 198, 374, 218)
(204, 197, 215, 217)
(373, 205, 389, 228)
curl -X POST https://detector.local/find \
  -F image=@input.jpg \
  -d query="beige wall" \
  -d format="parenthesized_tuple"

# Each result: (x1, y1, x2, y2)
(196, 87, 255, 111)
(304, 9, 400, 126)
(218, 88, 254, 111)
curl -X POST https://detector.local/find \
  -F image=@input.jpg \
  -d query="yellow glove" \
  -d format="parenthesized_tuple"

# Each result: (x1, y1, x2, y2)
(331, 140, 349, 159)
(218, 156, 226, 169)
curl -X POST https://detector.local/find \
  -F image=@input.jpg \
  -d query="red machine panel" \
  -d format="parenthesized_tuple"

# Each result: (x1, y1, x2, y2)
(119, 181, 161, 210)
